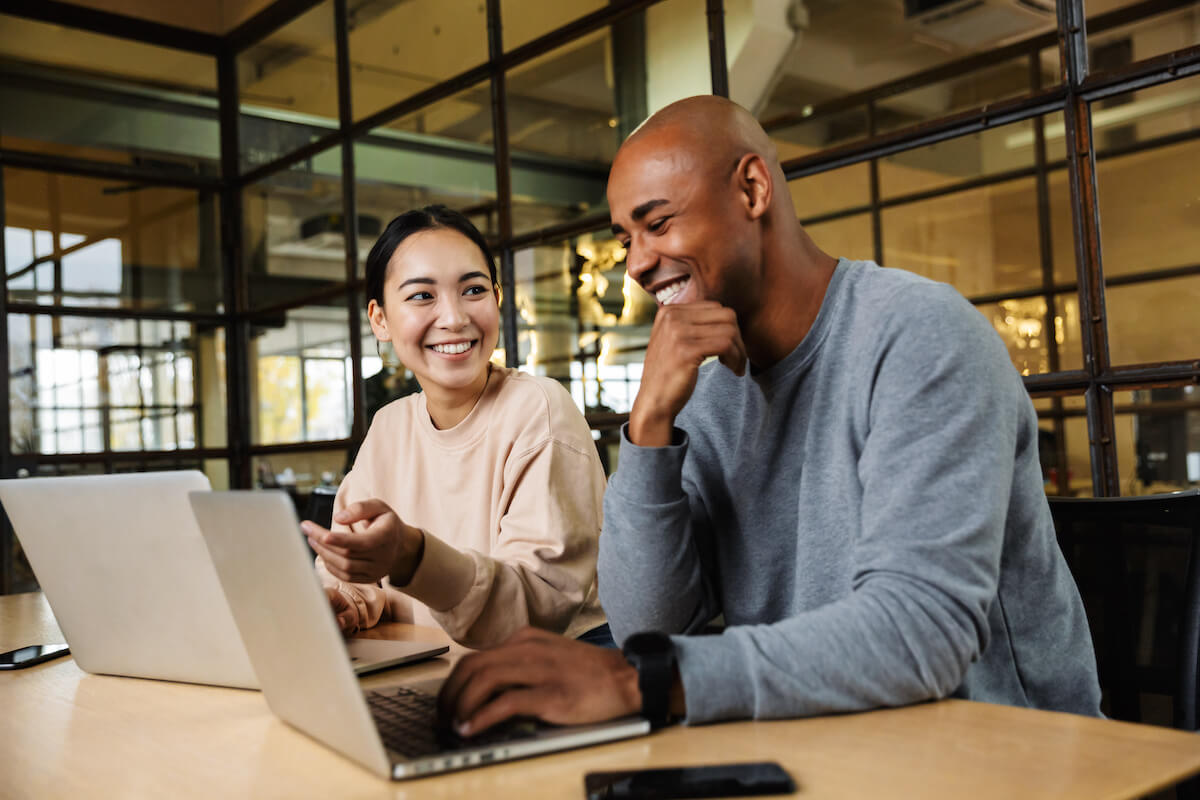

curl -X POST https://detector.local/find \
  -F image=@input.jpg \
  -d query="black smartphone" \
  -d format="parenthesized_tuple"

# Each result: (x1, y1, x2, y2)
(0, 643, 70, 670)
(584, 761, 796, 799)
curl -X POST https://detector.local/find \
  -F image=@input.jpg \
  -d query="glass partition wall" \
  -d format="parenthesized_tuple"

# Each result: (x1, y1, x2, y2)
(3, 0, 1199, 591)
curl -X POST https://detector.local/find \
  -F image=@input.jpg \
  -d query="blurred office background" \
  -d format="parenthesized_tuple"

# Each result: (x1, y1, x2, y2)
(1, 0, 1198, 592)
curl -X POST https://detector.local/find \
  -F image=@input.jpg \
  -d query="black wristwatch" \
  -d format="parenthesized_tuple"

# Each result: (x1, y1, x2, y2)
(622, 631, 677, 729)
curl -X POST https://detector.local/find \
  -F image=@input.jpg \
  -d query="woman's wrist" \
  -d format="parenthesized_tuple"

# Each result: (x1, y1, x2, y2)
(389, 525, 426, 586)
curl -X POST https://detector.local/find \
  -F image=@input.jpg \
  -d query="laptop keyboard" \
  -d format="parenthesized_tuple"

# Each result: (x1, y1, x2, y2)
(367, 686, 544, 759)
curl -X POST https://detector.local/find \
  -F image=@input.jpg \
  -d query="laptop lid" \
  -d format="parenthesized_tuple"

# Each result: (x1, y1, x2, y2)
(189, 489, 449, 778)
(0, 471, 259, 688)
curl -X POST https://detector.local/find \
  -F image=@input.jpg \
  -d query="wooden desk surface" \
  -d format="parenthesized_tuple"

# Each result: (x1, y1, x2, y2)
(5, 591, 1200, 800)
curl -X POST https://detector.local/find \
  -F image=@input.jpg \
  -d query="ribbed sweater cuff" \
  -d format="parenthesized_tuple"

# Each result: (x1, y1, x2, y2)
(672, 633, 756, 725)
(610, 423, 689, 506)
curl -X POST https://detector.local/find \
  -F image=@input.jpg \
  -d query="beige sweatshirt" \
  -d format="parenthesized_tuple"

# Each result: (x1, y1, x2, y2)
(316, 366, 607, 649)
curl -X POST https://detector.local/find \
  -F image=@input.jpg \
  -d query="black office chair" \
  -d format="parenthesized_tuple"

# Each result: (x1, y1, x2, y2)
(1048, 489, 1200, 732)
(301, 485, 338, 560)
(303, 485, 338, 531)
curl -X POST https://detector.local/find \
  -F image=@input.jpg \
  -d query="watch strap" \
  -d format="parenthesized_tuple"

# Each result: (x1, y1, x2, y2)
(622, 631, 676, 729)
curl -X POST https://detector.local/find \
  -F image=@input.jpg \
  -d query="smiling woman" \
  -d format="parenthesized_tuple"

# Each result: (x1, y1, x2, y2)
(303, 205, 612, 650)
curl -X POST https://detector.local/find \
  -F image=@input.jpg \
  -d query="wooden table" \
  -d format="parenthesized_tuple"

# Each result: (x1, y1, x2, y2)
(5, 591, 1200, 799)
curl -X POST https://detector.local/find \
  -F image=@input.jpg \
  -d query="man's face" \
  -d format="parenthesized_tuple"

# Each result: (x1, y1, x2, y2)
(607, 133, 754, 312)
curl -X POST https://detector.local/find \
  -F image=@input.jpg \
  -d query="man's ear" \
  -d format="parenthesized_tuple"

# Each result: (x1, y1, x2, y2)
(367, 298, 391, 342)
(735, 152, 772, 221)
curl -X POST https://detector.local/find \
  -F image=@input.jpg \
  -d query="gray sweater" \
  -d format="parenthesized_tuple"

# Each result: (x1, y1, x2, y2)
(599, 259, 1101, 724)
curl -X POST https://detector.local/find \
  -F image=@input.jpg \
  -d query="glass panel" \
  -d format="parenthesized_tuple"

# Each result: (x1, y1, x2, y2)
(204, 459, 231, 491)
(880, 118, 1051, 198)
(8, 315, 225, 455)
(1034, 393, 1087, 496)
(789, 163, 870, 221)
(238, 1, 339, 172)
(772, 106, 870, 163)
(252, 450, 348, 494)
(1047, 166, 1076, 286)
(503, 0, 706, 236)
(0, 15, 219, 173)
(1114, 385, 1200, 496)
(878, 58, 1032, 134)
(1096, 136, 1200, 279)
(1063, 397, 1094, 497)
(758, 3, 1055, 143)
(882, 177, 1044, 298)
(514, 231, 653, 416)
(1086, 4, 1200, 77)
(505, 30, 619, 234)
(805, 213, 874, 265)
(242, 146, 345, 309)
(252, 305, 352, 445)
(359, 84, 499, 247)
(5, 169, 222, 312)
(1106, 274, 1200, 366)
(348, 0, 488, 122)
(976, 293, 1083, 377)
(501, 0, 606, 51)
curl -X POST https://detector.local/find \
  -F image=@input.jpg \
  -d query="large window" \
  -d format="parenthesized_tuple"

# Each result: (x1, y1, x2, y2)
(2, 0, 1199, 592)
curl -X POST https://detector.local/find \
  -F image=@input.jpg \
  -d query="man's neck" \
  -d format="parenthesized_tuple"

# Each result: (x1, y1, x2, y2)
(741, 242, 838, 371)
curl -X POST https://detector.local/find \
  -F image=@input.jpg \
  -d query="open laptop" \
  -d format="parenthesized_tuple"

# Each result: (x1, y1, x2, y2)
(0, 471, 445, 688)
(190, 490, 650, 780)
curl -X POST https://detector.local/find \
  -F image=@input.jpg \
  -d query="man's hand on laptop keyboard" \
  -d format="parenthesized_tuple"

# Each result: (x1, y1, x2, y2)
(437, 627, 641, 738)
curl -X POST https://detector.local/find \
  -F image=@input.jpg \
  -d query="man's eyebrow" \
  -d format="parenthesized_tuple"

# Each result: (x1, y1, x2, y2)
(631, 199, 669, 222)
(611, 199, 669, 235)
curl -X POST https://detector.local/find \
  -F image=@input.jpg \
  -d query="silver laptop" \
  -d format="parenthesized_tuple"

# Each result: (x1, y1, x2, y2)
(190, 489, 650, 780)
(0, 471, 443, 688)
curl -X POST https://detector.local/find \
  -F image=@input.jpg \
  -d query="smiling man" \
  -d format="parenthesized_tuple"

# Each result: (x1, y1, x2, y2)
(437, 95, 1101, 736)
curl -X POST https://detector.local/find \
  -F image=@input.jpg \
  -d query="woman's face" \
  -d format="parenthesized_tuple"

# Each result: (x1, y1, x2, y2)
(367, 228, 499, 394)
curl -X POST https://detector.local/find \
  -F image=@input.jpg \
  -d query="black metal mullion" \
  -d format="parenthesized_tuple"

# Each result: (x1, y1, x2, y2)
(243, 282, 353, 321)
(1100, 360, 1200, 388)
(866, 101, 883, 266)
(500, 0, 661, 70)
(46, 175, 63, 307)
(0, 167, 11, 593)
(782, 88, 1065, 180)
(487, 0, 519, 369)
(334, 0, 365, 445)
(0, 149, 220, 191)
(0, 0, 222, 54)
(1059, 0, 1119, 496)
(226, 0, 328, 53)
(706, 0, 729, 98)
(218, 49, 253, 490)
(1029, 53, 1070, 496)
(1079, 42, 1200, 102)
(505, 212, 613, 251)
(17, 447, 229, 466)
(248, 438, 352, 456)
(4, 303, 222, 324)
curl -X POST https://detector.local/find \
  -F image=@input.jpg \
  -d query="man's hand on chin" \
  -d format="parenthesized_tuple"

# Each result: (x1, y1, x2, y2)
(629, 301, 746, 447)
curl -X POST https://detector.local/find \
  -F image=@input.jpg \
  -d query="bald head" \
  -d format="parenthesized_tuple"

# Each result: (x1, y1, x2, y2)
(617, 95, 783, 187)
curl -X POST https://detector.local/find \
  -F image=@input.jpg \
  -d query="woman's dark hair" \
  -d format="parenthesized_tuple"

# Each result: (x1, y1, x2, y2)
(364, 205, 497, 305)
